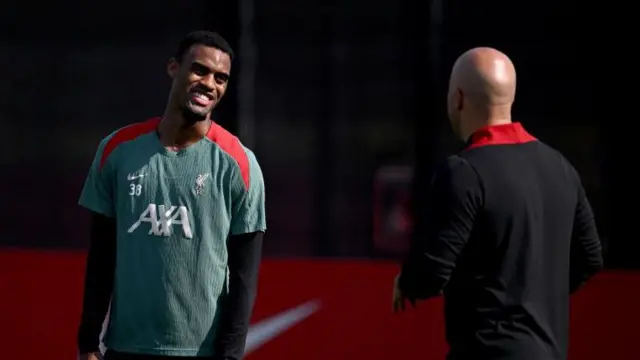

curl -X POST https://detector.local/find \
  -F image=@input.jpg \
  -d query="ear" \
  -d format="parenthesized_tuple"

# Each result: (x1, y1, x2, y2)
(456, 88, 464, 111)
(167, 58, 180, 79)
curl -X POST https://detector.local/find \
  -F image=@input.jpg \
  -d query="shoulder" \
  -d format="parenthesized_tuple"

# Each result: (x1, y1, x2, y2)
(206, 122, 262, 190)
(538, 140, 575, 172)
(433, 155, 482, 193)
(439, 154, 477, 178)
(98, 117, 159, 169)
(242, 147, 262, 172)
(544, 143, 582, 187)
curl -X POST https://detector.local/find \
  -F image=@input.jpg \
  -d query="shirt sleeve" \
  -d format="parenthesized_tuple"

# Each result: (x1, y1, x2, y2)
(214, 231, 264, 360)
(230, 150, 267, 235)
(78, 136, 116, 218)
(569, 168, 603, 293)
(399, 155, 483, 300)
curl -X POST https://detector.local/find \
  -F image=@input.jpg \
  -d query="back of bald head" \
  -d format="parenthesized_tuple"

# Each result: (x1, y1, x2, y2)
(450, 47, 517, 107)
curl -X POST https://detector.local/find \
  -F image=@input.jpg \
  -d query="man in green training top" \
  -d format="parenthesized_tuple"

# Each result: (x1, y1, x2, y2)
(77, 31, 266, 360)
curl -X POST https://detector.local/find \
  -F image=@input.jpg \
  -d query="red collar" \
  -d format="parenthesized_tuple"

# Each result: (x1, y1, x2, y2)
(465, 122, 536, 149)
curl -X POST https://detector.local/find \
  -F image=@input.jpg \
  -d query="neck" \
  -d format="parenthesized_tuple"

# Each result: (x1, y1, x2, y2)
(158, 106, 212, 148)
(461, 105, 512, 141)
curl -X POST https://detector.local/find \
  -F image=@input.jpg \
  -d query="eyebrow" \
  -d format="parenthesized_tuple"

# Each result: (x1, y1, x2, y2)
(192, 61, 230, 77)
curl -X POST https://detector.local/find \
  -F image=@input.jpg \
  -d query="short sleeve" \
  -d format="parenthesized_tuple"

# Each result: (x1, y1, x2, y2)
(230, 150, 267, 235)
(78, 136, 115, 217)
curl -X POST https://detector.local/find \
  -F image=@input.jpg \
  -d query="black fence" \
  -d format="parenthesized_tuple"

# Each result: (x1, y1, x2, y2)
(1, 0, 618, 266)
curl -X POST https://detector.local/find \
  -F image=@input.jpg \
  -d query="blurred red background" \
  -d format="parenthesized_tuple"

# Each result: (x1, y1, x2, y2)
(0, 250, 637, 360)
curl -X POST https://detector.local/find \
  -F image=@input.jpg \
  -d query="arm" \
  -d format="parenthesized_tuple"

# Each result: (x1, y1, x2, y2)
(77, 212, 116, 353)
(214, 231, 264, 360)
(76, 135, 117, 354)
(215, 150, 267, 360)
(399, 155, 482, 300)
(569, 183, 603, 293)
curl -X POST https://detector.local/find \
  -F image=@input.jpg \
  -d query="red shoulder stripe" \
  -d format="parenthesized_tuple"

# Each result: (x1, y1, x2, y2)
(206, 122, 250, 189)
(99, 118, 160, 168)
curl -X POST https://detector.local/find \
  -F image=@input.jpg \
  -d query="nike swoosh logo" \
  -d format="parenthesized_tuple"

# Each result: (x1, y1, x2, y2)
(96, 300, 321, 356)
(244, 300, 321, 354)
(127, 174, 145, 180)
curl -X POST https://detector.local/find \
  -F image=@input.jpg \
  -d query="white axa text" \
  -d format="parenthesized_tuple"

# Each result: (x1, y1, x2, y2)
(127, 203, 193, 238)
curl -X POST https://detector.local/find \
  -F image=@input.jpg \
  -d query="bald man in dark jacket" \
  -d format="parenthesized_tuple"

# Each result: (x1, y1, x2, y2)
(393, 47, 603, 360)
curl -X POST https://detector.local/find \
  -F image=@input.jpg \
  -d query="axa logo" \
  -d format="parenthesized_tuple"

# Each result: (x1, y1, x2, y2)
(127, 203, 193, 238)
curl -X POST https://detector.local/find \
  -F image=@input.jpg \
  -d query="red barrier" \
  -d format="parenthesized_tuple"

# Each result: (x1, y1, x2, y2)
(0, 250, 638, 360)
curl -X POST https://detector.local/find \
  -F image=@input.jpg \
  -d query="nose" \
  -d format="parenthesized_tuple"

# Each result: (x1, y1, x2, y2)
(199, 73, 215, 91)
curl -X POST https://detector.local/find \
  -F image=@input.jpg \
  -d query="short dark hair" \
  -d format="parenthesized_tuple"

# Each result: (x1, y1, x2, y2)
(174, 30, 234, 62)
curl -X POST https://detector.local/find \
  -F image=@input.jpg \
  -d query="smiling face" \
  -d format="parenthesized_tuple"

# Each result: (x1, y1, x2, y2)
(166, 44, 232, 120)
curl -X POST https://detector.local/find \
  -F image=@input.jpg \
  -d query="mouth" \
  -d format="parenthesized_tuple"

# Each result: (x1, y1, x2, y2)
(189, 91, 214, 107)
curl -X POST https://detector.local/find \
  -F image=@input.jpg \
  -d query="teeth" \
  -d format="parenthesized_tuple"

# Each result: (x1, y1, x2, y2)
(193, 93, 208, 100)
